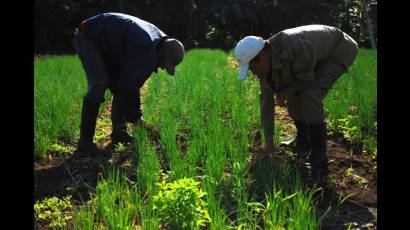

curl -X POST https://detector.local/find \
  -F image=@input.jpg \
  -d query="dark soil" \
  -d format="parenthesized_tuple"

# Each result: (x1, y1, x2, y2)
(34, 102, 377, 230)
(273, 107, 377, 229)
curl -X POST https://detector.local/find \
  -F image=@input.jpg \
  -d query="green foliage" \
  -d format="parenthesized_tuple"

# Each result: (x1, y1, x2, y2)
(51, 143, 73, 154)
(92, 168, 137, 229)
(114, 142, 127, 153)
(260, 165, 319, 229)
(153, 177, 211, 230)
(94, 129, 109, 142)
(42, 49, 375, 229)
(34, 196, 73, 229)
(34, 56, 111, 160)
(325, 49, 377, 154)
(34, 56, 85, 158)
(334, 114, 362, 144)
(336, 0, 377, 47)
(73, 203, 94, 230)
(345, 167, 368, 188)
(345, 167, 354, 177)
(35, 0, 376, 54)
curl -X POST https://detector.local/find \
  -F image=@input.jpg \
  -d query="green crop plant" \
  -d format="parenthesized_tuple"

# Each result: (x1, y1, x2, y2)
(92, 167, 138, 229)
(94, 128, 110, 142)
(153, 177, 211, 230)
(114, 142, 127, 153)
(345, 167, 368, 188)
(34, 195, 73, 229)
(34, 56, 85, 159)
(50, 143, 73, 154)
(133, 125, 161, 195)
(73, 203, 94, 230)
(42, 48, 375, 229)
(34, 56, 111, 160)
(325, 49, 376, 153)
(261, 165, 320, 229)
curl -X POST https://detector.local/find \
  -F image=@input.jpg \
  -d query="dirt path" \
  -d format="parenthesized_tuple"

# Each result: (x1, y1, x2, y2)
(34, 100, 377, 229)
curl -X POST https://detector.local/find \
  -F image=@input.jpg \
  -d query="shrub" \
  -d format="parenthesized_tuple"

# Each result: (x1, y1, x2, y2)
(34, 196, 73, 228)
(153, 177, 211, 229)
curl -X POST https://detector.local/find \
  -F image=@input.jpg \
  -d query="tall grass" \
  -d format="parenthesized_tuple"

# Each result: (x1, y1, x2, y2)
(34, 56, 86, 159)
(34, 56, 111, 159)
(324, 49, 377, 150)
(325, 49, 377, 123)
(127, 49, 321, 229)
(35, 49, 377, 229)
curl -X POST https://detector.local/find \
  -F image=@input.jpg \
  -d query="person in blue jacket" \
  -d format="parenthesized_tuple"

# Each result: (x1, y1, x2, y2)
(73, 13, 185, 155)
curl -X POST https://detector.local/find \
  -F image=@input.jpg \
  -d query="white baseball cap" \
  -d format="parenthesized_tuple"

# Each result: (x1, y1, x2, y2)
(234, 36, 265, 80)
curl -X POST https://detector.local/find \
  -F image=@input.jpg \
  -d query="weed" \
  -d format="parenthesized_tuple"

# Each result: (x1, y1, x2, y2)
(115, 143, 127, 153)
(51, 143, 73, 154)
(34, 196, 73, 228)
(94, 129, 109, 142)
(153, 177, 211, 229)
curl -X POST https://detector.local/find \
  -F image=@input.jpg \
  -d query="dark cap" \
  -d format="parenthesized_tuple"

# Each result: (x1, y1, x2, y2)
(163, 38, 185, 76)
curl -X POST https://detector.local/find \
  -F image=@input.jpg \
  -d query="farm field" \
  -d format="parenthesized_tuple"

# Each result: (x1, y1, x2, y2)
(34, 49, 377, 229)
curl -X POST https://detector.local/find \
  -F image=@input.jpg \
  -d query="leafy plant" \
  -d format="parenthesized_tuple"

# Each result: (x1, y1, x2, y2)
(153, 177, 211, 230)
(94, 129, 109, 142)
(115, 142, 127, 153)
(345, 167, 368, 188)
(34, 195, 73, 228)
(338, 114, 362, 144)
(345, 167, 354, 178)
(51, 143, 73, 154)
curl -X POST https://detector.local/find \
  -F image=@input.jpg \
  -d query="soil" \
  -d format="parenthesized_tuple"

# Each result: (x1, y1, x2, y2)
(34, 102, 377, 230)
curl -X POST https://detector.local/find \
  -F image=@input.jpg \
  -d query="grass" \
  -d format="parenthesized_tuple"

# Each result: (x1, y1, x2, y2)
(34, 56, 111, 159)
(34, 48, 377, 229)
(324, 49, 377, 155)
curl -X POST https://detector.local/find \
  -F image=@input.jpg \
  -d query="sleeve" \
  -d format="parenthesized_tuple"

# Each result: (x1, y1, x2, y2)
(290, 39, 317, 81)
(259, 79, 275, 140)
(118, 49, 154, 93)
(116, 39, 155, 123)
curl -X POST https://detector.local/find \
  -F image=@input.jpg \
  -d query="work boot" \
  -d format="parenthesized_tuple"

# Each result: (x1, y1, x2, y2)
(111, 130, 133, 145)
(77, 100, 101, 156)
(306, 122, 328, 171)
(111, 95, 133, 145)
(281, 120, 311, 158)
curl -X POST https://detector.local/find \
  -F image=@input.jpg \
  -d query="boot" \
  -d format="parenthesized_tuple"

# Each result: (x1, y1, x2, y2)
(111, 95, 133, 145)
(281, 120, 311, 158)
(111, 127, 133, 145)
(306, 122, 328, 170)
(77, 100, 101, 155)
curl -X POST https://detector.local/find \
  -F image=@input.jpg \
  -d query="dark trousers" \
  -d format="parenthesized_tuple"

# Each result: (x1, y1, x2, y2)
(286, 59, 347, 124)
(73, 29, 140, 129)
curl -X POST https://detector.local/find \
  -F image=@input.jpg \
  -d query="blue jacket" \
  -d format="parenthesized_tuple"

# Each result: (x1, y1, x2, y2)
(82, 12, 168, 94)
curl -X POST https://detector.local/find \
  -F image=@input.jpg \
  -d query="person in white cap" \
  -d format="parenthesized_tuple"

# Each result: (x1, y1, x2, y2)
(74, 13, 185, 156)
(234, 25, 358, 172)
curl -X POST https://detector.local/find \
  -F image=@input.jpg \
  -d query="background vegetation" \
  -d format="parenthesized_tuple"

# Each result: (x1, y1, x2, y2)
(34, 0, 377, 54)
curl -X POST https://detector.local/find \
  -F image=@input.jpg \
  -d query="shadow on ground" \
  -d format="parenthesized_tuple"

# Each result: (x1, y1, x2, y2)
(34, 142, 139, 203)
(247, 143, 376, 230)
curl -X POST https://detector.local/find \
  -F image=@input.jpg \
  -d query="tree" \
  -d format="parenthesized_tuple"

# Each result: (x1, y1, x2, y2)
(360, 0, 376, 48)
(34, 0, 377, 54)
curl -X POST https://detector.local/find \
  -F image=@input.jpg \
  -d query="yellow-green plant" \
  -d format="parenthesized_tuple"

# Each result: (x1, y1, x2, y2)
(115, 142, 127, 153)
(34, 195, 73, 228)
(51, 143, 73, 154)
(153, 177, 211, 230)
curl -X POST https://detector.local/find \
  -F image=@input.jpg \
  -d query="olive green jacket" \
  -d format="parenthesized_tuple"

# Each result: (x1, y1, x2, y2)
(259, 25, 359, 139)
